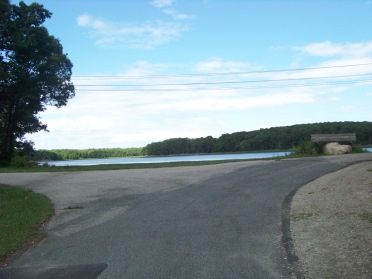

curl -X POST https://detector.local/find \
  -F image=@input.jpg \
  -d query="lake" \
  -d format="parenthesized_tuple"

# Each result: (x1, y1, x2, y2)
(40, 151, 292, 166)
(39, 148, 372, 167)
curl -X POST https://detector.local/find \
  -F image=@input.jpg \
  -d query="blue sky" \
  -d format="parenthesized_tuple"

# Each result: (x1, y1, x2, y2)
(19, 0, 372, 149)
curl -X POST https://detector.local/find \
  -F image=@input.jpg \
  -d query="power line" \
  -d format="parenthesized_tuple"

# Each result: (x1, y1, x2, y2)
(74, 73, 372, 88)
(75, 78, 372, 92)
(72, 62, 372, 80)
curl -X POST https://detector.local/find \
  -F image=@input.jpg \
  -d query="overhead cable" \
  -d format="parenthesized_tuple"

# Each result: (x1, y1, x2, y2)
(74, 73, 372, 87)
(72, 62, 372, 80)
(75, 78, 372, 92)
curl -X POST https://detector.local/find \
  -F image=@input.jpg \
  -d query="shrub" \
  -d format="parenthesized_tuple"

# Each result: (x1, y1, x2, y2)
(293, 141, 320, 155)
(10, 155, 32, 168)
(352, 145, 368, 153)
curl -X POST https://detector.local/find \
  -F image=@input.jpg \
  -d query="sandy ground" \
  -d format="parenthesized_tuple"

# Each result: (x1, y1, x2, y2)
(291, 161, 372, 278)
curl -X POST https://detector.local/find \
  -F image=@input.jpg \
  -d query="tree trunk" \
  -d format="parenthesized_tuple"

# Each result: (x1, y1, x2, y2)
(0, 105, 15, 165)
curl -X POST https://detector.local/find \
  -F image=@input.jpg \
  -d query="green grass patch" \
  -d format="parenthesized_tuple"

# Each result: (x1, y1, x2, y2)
(0, 185, 54, 265)
(358, 212, 372, 223)
(292, 213, 315, 222)
(0, 158, 290, 173)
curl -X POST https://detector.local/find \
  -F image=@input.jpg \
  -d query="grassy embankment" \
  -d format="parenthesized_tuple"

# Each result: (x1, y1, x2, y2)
(0, 155, 292, 173)
(1, 145, 369, 173)
(0, 185, 54, 266)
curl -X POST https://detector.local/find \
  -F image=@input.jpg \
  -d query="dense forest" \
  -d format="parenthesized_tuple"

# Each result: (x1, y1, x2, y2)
(32, 122, 372, 160)
(32, 148, 142, 161)
(142, 121, 372, 156)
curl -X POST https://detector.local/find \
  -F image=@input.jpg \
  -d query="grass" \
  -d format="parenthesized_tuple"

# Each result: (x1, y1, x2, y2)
(2, 147, 369, 173)
(292, 213, 315, 222)
(0, 158, 286, 173)
(0, 184, 54, 265)
(358, 212, 372, 223)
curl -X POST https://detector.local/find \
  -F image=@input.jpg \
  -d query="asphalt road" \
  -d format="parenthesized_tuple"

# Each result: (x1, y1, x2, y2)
(1, 154, 371, 279)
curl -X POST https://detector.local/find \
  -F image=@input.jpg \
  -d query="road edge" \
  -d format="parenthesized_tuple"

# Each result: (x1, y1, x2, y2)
(281, 185, 304, 279)
(281, 157, 372, 278)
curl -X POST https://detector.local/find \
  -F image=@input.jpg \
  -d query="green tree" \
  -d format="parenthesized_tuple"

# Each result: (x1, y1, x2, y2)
(0, 0, 10, 22)
(0, 1, 74, 165)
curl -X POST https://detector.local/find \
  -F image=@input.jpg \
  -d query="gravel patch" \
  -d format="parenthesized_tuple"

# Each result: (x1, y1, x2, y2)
(291, 162, 372, 278)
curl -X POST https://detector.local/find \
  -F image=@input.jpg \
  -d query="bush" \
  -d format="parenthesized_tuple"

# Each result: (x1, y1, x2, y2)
(352, 145, 367, 153)
(10, 155, 32, 168)
(293, 141, 320, 155)
(0, 154, 11, 167)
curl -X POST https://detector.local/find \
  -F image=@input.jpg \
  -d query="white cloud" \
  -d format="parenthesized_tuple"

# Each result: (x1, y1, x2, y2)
(150, 0, 174, 8)
(128, 88, 316, 113)
(195, 57, 261, 73)
(26, 45, 372, 149)
(262, 41, 372, 97)
(77, 0, 194, 48)
(338, 106, 357, 112)
(294, 41, 372, 58)
(76, 14, 91, 26)
(31, 59, 323, 148)
(122, 61, 167, 77)
(77, 14, 188, 49)
(150, 0, 194, 20)
(46, 115, 115, 133)
(162, 8, 194, 20)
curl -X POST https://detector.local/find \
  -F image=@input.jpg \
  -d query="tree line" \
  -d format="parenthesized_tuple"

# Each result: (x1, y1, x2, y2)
(32, 148, 143, 161)
(142, 121, 372, 156)
(31, 121, 372, 160)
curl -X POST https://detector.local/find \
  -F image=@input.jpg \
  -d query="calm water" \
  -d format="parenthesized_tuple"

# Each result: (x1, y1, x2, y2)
(40, 151, 292, 166)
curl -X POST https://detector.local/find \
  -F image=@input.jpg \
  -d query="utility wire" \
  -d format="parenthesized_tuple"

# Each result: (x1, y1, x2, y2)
(73, 62, 372, 80)
(74, 73, 372, 87)
(75, 78, 372, 92)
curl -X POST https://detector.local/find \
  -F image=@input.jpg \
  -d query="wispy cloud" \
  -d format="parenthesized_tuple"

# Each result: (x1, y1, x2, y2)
(294, 41, 372, 58)
(338, 106, 357, 112)
(150, 0, 194, 20)
(77, 14, 188, 49)
(265, 41, 372, 93)
(162, 8, 194, 20)
(77, 1, 193, 49)
(195, 57, 261, 73)
(150, 0, 174, 8)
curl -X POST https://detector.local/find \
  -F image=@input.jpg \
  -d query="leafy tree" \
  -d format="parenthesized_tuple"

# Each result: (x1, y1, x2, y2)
(0, 0, 10, 22)
(190, 136, 216, 153)
(0, 1, 74, 165)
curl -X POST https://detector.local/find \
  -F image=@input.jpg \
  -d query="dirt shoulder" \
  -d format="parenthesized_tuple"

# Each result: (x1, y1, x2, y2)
(290, 161, 372, 278)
